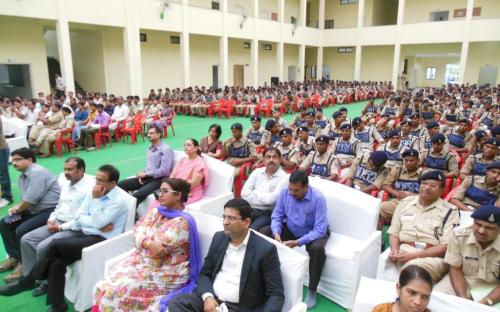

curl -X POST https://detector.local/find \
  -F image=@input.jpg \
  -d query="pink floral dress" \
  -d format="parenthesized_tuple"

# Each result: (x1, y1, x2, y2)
(93, 207, 190, 311)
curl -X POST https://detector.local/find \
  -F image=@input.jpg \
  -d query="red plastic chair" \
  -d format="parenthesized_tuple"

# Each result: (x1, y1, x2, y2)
(113, 120, 127, 141)
(121, 114, 146, 144)
(234, 161, 254, 198)
(217, 100, 234, 118)
(49, 127, 77, 157)
(94, 126, 113, 150)
(163, 112, 176, 137)
(263, 99, 274, 118)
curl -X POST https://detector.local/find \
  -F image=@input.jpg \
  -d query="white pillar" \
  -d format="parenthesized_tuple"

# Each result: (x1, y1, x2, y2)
(277, 42, 284, 82)
(319, 0, 325, 29)
(253, 0, 259, 19)
(299, 44, 306, 82)
(279, 0, 285, 23)
(181, 0, 190, 88)
(354, 45, 362, 81)
(55, 0, 75, 95)
(391, 44, 401, 88)
(219, 36, 229, 87)
(300, 0, 307, 27)
(357, 0, 365, 28)
(396, 0, 406, 26)
(123, 0, 142, 96)
(317, 47, 323, 81)
(459, 0, 474, 84)
(252, 39, 259, 87)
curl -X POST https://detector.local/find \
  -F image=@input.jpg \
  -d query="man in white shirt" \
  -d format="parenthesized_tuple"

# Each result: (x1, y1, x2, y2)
(168, 198, 284, 312)
(18, 157, 94, 295)
(55, 74, 65, 98)
(242, 147, 287, 231)
(108, 96, 130, 132)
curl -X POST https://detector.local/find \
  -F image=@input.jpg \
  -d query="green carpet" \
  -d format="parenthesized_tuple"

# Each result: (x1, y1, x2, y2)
(0, 101, 373, 311)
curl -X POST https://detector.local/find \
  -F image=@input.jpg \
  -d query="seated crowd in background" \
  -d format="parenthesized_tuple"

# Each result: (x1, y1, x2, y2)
(0, 81, 498, 311)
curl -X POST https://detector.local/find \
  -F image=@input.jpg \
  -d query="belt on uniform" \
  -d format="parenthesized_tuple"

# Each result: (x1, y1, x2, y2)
(401, 241, 435, 250)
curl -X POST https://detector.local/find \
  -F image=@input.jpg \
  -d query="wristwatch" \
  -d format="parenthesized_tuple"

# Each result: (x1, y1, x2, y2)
(486, 297, 494, 306)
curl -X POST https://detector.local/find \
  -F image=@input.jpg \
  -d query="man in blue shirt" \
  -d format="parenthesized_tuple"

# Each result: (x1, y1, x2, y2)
(260, 170, 329, 309)
(0, 164, 129, 312)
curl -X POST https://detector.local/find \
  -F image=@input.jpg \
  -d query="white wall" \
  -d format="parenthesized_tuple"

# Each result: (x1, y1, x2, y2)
(0, 17, 50, 95)
(258, 41, 278, 85)
(404, 0, 467, 24)
(285, 0, 300, 24)
(140, 29, 183, 90)
(228, 38, 251, 86)
(101, 29, 128, 96)
(324, 46, 355, 80)
(284, 44, 299, 81)
(325, 0, 358, 29)
(305, 47, 317, 80)
(189, 34, 219, 87)
(360, 45, 394, 81)
(465, 42, 500, 85)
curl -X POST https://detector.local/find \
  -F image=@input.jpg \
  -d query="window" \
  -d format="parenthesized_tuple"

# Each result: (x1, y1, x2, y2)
(211, 1, 220, 10)
(139, 33, 147, 42)
(325, 19, 334, 29)
(338, 47, 354, 53)
(243, 42, 251, 49)
(340, 0, 357, 4)
(170, 36, 180, 44)
(444, 64, 460, 84)
(263, 44, 272, 51)
(430, 11, 449, 22)
(425, 67, 436, 80)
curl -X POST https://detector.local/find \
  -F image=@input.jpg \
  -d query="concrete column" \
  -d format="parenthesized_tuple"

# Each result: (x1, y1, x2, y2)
(319, 0, 325, 29)
(459, 0, 474, 84)
(55, 0, 75, 94)
(396, 0, 406, 26)
(181, 0, 190, 88)
(300, 0, 307, 27)
(299, 44, 306, 82)
(357, 0, 365, 28)
(123, 0, 143, 96)
(279, 0, 285, 23)
(317, 47, 323, 81)
(277, 42, 284, 82)
(354, 45, 362, 81)
(253, 0, 259, 19)
(219, 36, 229, 87)
(391, 44, 401, 88)
(252, 39, 259, 87)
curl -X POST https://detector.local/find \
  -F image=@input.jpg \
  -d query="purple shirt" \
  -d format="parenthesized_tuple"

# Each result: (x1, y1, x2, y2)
(144, 142, 174, 179)
(271, 185, 328, 246)
(92, 111, 111, 127)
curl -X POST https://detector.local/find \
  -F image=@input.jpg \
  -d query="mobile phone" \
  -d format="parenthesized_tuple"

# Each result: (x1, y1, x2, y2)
(4, 213, 22, 224)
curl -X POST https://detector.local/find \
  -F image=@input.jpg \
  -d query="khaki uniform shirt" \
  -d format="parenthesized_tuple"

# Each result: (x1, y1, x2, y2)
(295, 136, 315, 163)
(445, 226, 500, 283)
(460, 154, 496, 176)
(388, 196, 460, 246)
(383, 166, 423, 192)
(418, 134, 450, 153)
(273, 141, 300, 166)
(331, 136, 363, 164)
(260, 130, 280, 147)
(452, 176, 500, 208)
(377, 143, 408, 168)
(245, 127, 265, 145)
(223, 137, 257, 160)
(446, 127, 473, 150)
(47, 111, 63, 129)
(347, 156, 389, 189)
(420, 149, 459, 176)
(299, 150, 338, 178)
(306, 123, 321, 139)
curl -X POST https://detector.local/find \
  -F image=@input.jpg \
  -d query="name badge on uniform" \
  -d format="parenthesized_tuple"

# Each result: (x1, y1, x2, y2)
(465, 256, 478, 261)
(402, 214, 415, 221)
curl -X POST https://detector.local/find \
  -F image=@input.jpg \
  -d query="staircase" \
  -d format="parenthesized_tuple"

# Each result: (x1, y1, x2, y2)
(47, 57, 85, 95)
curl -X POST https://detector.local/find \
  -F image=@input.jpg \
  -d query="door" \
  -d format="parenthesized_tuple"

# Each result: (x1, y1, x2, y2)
(0, 64, 32, 98)
(233, 65, 244, 87)
(478, 65, 498, 87)
(288, 66, 296, 82)
(322, 65, 331, 80)
(212, 65, 218, 89)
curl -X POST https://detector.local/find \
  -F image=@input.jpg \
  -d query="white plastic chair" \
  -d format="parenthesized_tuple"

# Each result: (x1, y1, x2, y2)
(353, 276, 497, 312)
(296, 177, 382, 309)
(64, 188, 137, 311)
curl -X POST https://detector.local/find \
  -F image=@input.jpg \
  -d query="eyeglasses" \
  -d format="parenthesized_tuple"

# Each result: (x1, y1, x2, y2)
(222, 215, 243, 222)
(155, 188, 179, 196)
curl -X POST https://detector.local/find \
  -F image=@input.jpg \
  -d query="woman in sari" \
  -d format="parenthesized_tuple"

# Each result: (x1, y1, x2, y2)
(171, 138, 210, 204)
(199, 124, 223, 159)
(372, 265, 433, 312)
(92, 178, 201, 312)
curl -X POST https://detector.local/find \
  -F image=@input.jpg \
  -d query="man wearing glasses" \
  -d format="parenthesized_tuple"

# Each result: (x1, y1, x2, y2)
(387, 170, 460, 284)
(168, 198, 284, 311)
(117, 125, 173, 204)
(0, 148, 61, 282)
(433, 204, 500, 307)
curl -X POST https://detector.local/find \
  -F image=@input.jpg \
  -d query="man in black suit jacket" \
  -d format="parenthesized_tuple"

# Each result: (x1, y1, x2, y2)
(169, 198, 284, 312)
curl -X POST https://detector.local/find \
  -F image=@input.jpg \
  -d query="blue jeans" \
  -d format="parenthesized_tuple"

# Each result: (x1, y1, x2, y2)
(73, 123, 87, 142)
(0, 147, 12, 201)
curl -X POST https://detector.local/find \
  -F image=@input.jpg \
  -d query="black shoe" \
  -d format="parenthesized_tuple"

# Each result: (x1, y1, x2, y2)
(47, 303, 68, 312)
(0, 277, 36, 296)
(32, 283, 47, 297)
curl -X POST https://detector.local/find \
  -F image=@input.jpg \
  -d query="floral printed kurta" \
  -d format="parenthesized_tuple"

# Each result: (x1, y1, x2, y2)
(93, 207, 190, 312)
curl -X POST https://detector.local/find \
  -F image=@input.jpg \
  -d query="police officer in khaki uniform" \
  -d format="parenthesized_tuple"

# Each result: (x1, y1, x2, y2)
(223, 122, 258, 176)
(245, 115, 265, 146)
(378, 129, 409, 169)
(28, 102, 64, 145)
(346, 150, 389, 194)
(38, 107, 76, 157)
(260, 119, 281, 148)
(451, 161, 500, 212)
(434, 204, 500, 307)
(399, 119, 418, 150)
(331, 123, 363, 177)
(295, 126, 315, 164)
(324, 111, 343, 140)
(387, 170, 460, 283)
(460, 138, 499, 179)
(420, 133, 459, 178)
(300, 135, 339, 181)
(352, 117, 384, 153)
(304, 111, 321, 139)
(446, 118, 474, 154)
(380, 149, 423, 222)
(419, 120, 450, 153)
(273, 128, 300, 172)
